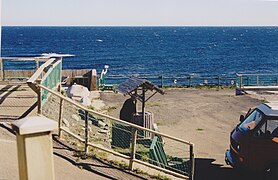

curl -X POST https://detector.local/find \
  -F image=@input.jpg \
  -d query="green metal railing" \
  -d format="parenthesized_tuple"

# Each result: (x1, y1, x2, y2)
(236, 73, 278, 89)
(27, 57, 62, 114)
(41, 60, 62, 104)
(100, 74, 236, 89)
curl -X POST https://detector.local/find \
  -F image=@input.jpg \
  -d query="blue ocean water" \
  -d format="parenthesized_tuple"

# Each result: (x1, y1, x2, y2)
(2, 26, 278, 83)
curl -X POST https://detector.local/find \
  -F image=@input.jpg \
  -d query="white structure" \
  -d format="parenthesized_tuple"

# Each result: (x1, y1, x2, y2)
(12, 116, 57, 180)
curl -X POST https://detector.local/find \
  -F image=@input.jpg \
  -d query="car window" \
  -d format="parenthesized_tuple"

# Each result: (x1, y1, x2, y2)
(239, 110, 263, 133)
(267, 120, 278, 138)
(255, 120, 278, 138)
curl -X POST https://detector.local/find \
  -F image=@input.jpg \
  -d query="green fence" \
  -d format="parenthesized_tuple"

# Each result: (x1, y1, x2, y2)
(41, 61, 62, 104)
(236, 73, 278, 88)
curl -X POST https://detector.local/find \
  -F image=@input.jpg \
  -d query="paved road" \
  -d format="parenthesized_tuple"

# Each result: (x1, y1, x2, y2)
(0, 84, 37, 121)
(0, 123, 149, 180)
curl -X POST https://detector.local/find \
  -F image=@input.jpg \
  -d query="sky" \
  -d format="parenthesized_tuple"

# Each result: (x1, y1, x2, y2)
(1, 0, 278, 26)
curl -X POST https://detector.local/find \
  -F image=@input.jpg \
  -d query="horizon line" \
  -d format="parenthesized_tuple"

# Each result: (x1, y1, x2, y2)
(2, 25, 278, 27)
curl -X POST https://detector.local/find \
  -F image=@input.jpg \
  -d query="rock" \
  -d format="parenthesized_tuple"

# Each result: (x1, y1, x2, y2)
(62, 118, 70, 127)
(81, 96, 91, 106)
(104, 124, 109, 130)
(66, 83, 90, 98)
(98, 129, 108, 134)
(98, 121, 107, 128)
(71, 114, 80, 121)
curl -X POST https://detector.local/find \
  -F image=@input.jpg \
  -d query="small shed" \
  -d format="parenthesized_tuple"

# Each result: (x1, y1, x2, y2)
(115, 77, 164, 125)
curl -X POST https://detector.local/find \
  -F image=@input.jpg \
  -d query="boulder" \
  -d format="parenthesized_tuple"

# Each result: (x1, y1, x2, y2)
(66, 83, 90, 98)
(81, 96, 91, 106)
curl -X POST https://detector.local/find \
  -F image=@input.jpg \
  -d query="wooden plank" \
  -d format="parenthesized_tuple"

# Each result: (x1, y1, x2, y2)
(60, 126, 85, 142)
(4, 70, 35, 79)
(128, 128, 138, 170)
(58, 98, 64, 138)
(27, 58, 55, 83)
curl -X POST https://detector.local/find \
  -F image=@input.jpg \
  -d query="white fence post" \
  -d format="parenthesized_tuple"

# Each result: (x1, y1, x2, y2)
(12, 116, 58, 180)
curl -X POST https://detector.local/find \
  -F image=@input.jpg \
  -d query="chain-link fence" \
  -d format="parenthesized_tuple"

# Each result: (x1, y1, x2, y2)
(40, 85, 194, 179)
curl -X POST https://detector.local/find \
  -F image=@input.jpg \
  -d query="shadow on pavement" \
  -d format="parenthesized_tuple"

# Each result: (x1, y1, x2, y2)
(195, 158, 276, 180)
(52, 136, 148, 180)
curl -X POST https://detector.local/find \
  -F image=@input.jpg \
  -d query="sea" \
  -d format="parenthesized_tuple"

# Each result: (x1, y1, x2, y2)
(2, 26, 278, 85)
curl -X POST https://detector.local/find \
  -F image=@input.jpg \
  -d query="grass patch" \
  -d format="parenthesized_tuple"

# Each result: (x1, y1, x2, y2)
(196, 128, 204, 131)
(146, 101, 161, 107)
(106, 106, 117, 112)
(108, 159, 129, 169)
(150, 173, 171, 180)
(260, 98, 269, 103)
(134, 168, 149, 175)
(88, 105, 95, 110)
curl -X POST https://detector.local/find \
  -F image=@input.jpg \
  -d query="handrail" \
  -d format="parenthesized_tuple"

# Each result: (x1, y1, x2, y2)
(41, 60, 61, 82)
(40, 84, 194, 179)
(236, 73, 278, 77)
(27, 57, 194, 179)
(39, 84, 194, 146)
(27, 58, 56, 84)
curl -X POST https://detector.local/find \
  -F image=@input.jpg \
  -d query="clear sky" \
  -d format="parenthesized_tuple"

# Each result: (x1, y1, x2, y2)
(1, 0, 278, 26)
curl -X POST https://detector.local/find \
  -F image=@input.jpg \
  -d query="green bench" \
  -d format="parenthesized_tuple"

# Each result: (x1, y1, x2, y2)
(149, 136, 190, 175)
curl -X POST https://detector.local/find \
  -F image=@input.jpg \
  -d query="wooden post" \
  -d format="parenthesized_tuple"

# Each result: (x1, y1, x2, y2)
(256, 75, 259, 86)
(90, 69, 97, 91)
(239, 75, 243, 89)
(189, 144, 195, 180)
(35, 58, 39, 70)
(160, 75, 164, 88)
(36, 79, 42, 115)
(84, 110, 89, 154)
(0, 58, 4, 81)
(129, 128, 138, 170)
(11, 116, 57, 180)
(142, 85, 146, 126)
(58, 98, 64, 138)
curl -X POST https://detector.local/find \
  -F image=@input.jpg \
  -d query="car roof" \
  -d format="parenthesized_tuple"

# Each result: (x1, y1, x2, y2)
(257, 103, 278, 117)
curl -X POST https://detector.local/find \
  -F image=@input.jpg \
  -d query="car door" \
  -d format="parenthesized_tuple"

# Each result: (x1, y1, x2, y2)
(248, 119, 278, 171)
